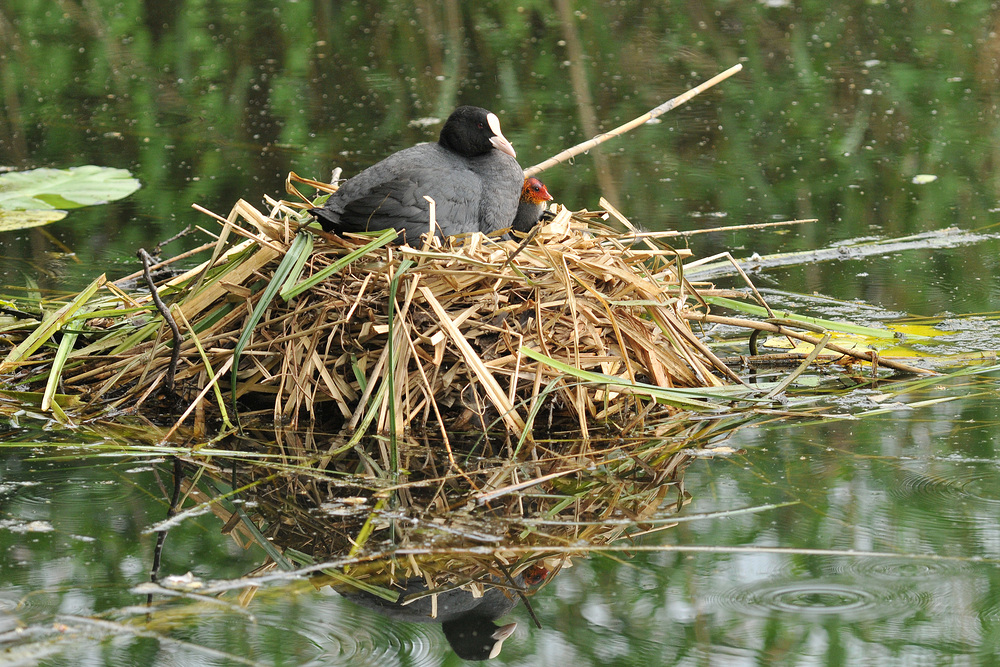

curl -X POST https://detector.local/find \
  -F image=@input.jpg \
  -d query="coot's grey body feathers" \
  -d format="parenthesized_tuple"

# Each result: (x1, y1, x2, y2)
(310, 106, 523, 242)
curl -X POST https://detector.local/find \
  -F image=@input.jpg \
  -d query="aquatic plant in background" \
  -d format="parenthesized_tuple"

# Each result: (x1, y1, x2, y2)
(0, 165, 141, 230)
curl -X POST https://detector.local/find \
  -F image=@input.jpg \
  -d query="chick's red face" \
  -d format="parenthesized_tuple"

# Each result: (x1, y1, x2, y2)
(521, 177, 553, 204)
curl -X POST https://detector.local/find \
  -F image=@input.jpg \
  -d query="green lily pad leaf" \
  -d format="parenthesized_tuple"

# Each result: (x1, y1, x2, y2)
(0, 209, 69, 231)
(0, 166, 141, 211)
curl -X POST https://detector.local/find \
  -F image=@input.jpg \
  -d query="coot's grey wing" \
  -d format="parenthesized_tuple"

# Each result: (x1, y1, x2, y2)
(311, 144, 431, 233)
(417, 167, 482, 236)
(336, 154, 482, 238)
(336, 174, 429, 233)
(337, 171, 481, 239)
(319, 144, 479, 240)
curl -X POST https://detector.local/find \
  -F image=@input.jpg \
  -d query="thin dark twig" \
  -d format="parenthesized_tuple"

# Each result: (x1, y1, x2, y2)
(155, 224, 195, 252)
(499, 225, 541, 273)
(0, 306, 41, 320)
(138, 248, 182, 395)
(494, 558, 542, 629)
(147, 457, 184, 611)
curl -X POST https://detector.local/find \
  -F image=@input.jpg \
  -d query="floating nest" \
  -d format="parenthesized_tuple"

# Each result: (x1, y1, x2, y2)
(0, 176, 757, 440)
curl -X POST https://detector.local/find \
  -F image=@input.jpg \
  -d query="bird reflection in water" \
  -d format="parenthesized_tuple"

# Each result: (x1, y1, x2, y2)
(334, 561, 551, 660)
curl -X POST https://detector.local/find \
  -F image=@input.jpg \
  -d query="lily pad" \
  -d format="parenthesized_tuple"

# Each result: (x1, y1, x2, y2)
(0, 166, 141, 211)
(0, 209, 69, 231)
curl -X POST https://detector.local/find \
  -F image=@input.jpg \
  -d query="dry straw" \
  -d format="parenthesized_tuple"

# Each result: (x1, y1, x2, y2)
(0, 188, 927, 442)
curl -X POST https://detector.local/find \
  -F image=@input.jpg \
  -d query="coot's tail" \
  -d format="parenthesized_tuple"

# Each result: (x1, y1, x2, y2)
(308, 207, 338, 232)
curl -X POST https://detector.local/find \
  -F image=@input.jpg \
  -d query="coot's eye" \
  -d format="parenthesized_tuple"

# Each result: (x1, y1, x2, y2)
(477, 122, 484, 129)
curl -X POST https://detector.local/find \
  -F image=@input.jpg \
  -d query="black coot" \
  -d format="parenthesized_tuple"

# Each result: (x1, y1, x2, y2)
(511, 177, 553, 233)
(310, 106, 523, 243)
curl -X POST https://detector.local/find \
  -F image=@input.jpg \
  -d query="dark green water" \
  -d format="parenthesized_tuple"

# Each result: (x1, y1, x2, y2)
(4, 1, 1000, 664)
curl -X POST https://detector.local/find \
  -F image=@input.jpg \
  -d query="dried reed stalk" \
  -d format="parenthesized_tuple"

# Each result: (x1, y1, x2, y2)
(524, 63, 743, 177)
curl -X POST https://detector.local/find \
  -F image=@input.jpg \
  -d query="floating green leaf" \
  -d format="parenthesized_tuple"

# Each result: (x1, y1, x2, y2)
(0, 209, 68, 231)
(0, 166, 141, 211)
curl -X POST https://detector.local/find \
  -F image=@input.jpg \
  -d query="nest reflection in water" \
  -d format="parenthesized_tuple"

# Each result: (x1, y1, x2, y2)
(160, 414, 730, 660)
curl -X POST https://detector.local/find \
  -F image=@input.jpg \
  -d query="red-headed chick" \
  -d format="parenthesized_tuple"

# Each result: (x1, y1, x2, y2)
(511, 177, 553, 233)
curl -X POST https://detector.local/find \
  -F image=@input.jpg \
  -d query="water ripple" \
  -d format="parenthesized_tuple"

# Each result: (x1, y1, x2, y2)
(836, 557, 964, 582)
(711, 577, 929, 621)
(950, 468, 1000, 504)
(886, 466, 1000, 533)
(275, 598, 442, 666)
(886, 470, 966, 503)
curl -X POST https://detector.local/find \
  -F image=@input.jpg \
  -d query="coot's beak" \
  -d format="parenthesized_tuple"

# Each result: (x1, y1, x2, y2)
(488, 622, 517, 660)
(538, 184, 553, 201)
(489, 134, 517, 158)
(486, 112, 517, 158)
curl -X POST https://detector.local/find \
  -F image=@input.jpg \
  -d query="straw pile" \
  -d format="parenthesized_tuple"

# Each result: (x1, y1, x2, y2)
(1, 183, 741, 439)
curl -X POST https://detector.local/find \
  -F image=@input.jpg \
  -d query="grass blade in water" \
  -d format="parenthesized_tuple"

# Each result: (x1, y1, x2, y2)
(519, 345, 762, 410)
(41, 330, 79, 413)
(1, 274, 106, 371)
(704, 295, 901, 339)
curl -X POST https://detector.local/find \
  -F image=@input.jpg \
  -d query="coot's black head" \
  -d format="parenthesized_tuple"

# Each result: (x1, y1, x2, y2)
(439, 106, 517, 159)
(442, 618, 517, 661)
